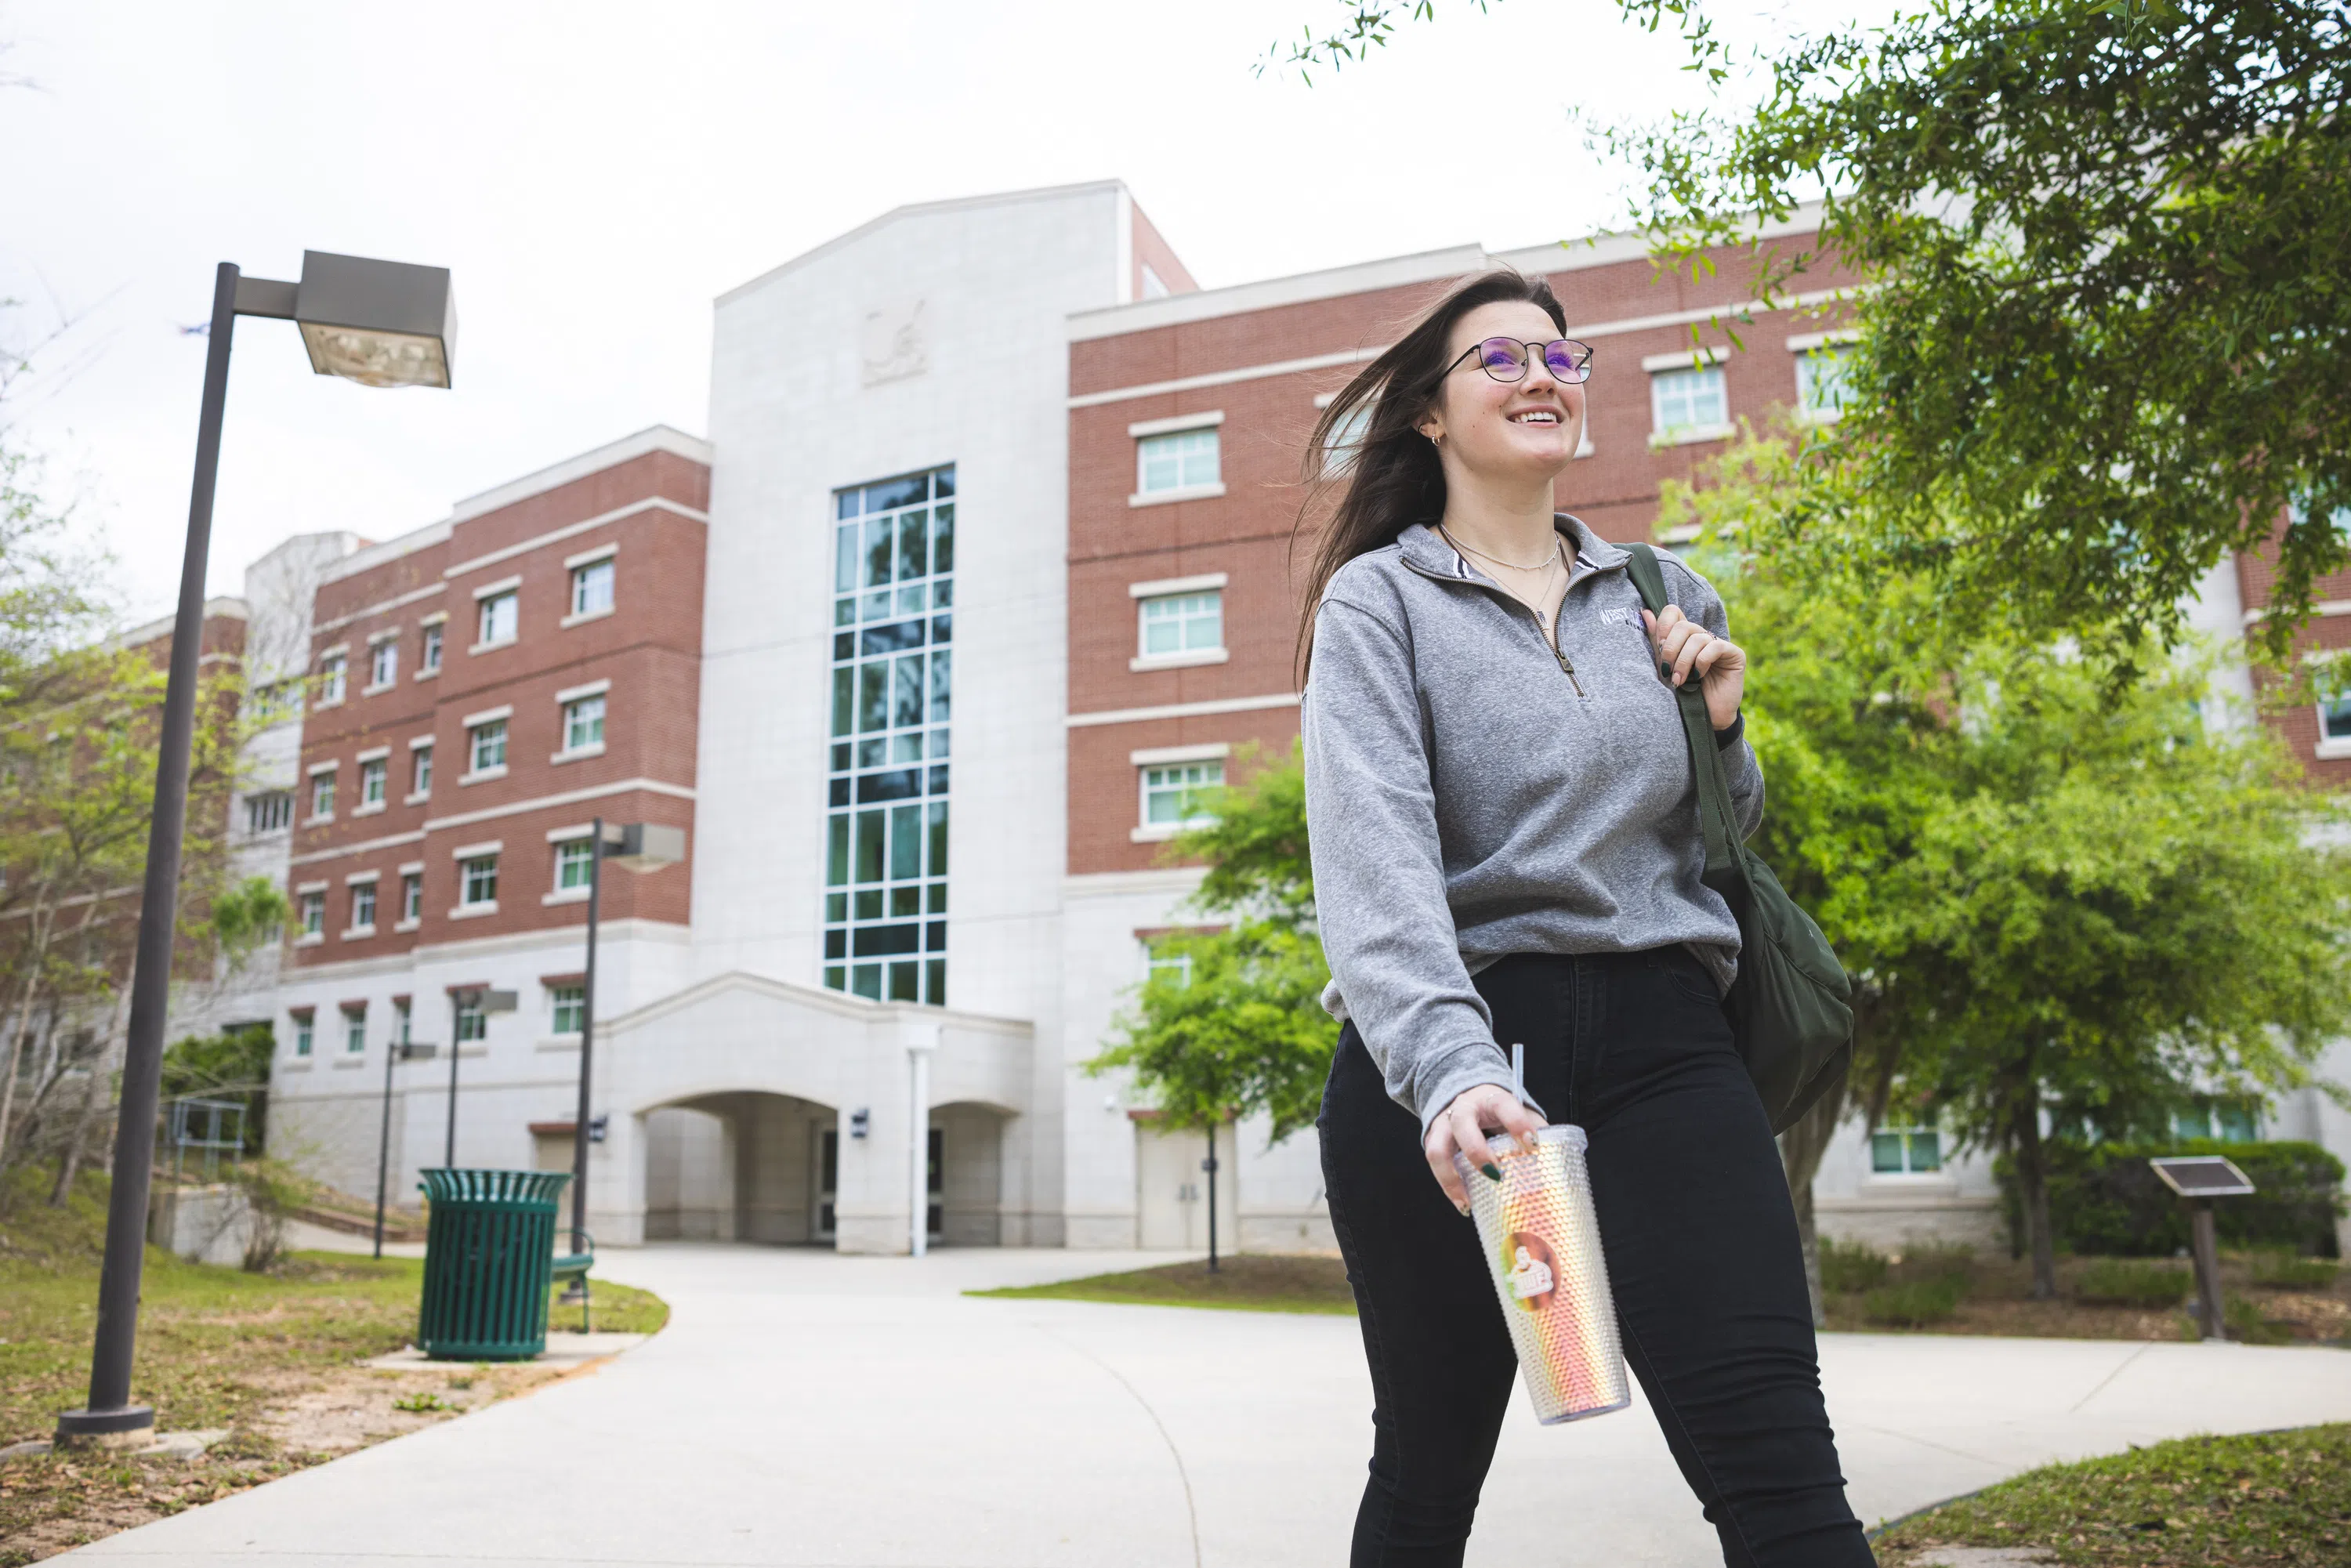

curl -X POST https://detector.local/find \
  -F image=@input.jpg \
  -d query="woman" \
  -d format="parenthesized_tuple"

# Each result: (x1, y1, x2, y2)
(1300, 269, 1874, 1567)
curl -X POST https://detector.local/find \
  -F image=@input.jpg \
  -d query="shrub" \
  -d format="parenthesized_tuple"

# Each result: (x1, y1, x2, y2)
(1819, 1236, 1888, 1293)
(1893, 1242, 1975, 1282)
(2075, 1257, 2190, 1307)
(2248, 1250, 2341, 1291)
(1997, 1140, 2346, 1258)
(1863, 1276, 1965, 1327)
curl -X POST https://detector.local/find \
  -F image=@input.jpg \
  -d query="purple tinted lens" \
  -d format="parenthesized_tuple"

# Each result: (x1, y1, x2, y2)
(1543, 341, 1590, 382)
(1478, 338, 1530, 377)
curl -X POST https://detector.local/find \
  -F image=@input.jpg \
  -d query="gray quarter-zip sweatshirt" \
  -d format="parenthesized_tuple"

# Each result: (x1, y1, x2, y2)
(1302, 516, 1764, 1132)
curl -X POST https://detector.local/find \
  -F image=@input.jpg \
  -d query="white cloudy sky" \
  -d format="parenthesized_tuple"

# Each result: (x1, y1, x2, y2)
(0, 0, 1871, 622)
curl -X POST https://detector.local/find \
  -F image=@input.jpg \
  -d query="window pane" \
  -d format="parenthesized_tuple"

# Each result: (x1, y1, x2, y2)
(927, 800, 949, 877)
(827, 814, 849, 885)
(864, 519, 893, 588)
(1869, 1132, 1905, 1172)
(897, 510, 928, 578)
(1907, 1132, 1941, 1172)
(928, 650, 951, 723)
(1188, 592, 1223, 650)
(1180, 429, 1220, 487)
(835, 525, 859, 591)
(889, 804, 922, 880)
(855, 809, 886, 884)
(831, 668, 854, 737)
(932, 506, 954, 574)
(2323, 696, 2351, 740)
(857, 663, 889, 733)
(893, 655, 926, 729)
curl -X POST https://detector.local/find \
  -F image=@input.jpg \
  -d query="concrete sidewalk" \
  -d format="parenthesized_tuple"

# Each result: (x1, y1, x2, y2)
(67, 1244, 2351, 1566)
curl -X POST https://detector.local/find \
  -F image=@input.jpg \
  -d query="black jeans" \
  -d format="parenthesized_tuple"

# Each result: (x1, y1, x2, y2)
(1319, 949, 1874, 1567)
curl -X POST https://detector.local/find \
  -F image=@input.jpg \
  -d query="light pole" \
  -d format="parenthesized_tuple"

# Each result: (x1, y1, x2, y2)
(444, 987, 518, 1168)
(570, 821, 684, 1260)
(58, 252, 455, 1449)
(375, 1032, 437, 1260)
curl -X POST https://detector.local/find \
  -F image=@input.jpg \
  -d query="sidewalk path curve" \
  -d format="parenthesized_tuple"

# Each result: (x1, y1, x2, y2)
(64, 1244, 2351, 1566)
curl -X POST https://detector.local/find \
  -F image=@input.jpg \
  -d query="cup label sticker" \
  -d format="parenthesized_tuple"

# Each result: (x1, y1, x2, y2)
(1502, 1232, 1557, 1310)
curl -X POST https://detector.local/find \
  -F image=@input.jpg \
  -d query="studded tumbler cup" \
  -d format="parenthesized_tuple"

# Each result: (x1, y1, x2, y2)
(1453, 1124, 1632, 1424)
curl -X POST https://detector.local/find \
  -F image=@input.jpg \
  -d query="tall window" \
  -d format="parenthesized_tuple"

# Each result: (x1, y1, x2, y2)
(1143, 760, 1223, 830)
(350, 880, 377, 931)
(455, 998, 486, 1044)
(359, 758, 387, 807)
(2174, 1099, 2261, 1143)
(411, 744, 433, 797)
(825, 465, 954, 1005)
(369, 639, 397, 688)
(393, 998, 411, 1045)
(469, 719, 507, 773)
(1139, 591, 1223, 658)
(477, 590, 518, 646)
(1650, 365, 1728, 438)
(1137, 429, 1219, 494)
(245, 791, 292, 834)
(400, 871, 422, 923)
(550, 984, 585, 1036)
(317, 653, 346, 705)
(563, 695, 605, 752)
(1795, 346, 1853, 420)
(343, 1005, 367, 1054)
(310, 772, 335, 819)
(1871, 1127, 1942, 1174)
(2317, 681, 2351, 751)
(299, 891, 325, 938)
(421, 621, 444, 672)
(460, 854, 499, 907)
(554, 838, 594, 892)
(572, 559, 614, 617)
(292, 1012, 313, 1056)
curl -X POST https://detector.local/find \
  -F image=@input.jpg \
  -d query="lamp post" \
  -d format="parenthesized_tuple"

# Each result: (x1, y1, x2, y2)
(374, 1034, 438, 1260)
(444, 987, 518, 1168)
(569, 821, 684, 1262)
(57, 252, 455, 1449)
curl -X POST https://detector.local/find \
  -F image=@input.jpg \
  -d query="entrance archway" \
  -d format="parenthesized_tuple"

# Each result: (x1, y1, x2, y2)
(639, 1091, 837, 1245)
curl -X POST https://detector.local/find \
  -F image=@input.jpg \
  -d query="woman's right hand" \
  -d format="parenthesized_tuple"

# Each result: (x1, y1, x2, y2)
(1424, 1082, 1549, 1215)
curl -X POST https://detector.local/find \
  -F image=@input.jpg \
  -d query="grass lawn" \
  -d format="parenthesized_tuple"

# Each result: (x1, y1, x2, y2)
(0, 1168, 665, 1566)
(971, 1254, 1358, 1314)
(1875, 1424, 2351, 1566)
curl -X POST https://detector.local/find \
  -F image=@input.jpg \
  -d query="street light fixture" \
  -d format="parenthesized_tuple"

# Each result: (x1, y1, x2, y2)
(375, 1037, 439, 1259)
(569, 820, 684, 1263)
(57, 251, 455, 1450)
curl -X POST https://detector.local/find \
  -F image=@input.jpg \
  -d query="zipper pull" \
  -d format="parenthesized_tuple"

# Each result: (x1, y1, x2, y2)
(1554, 647, 1587, 697)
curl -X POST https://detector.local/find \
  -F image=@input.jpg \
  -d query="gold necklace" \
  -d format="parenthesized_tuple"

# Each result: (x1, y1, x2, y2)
(1442, 526, 1566, 574)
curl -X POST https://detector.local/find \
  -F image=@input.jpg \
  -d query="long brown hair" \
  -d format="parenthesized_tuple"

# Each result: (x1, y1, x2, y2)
(1293, 268, 1568, 680)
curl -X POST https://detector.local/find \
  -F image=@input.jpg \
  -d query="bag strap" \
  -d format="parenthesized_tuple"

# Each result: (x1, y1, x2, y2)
(1625, 544, 1741, 883)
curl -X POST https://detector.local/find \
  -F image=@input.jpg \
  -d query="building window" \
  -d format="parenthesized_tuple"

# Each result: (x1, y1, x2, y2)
(550, 984, 585, 1036)
(1650, 365, 1728, 439)
(421, 622, 444, 672)
(250, 679, 302, 724)
(825, 465, 955, 1007)
(299, 891, 325, 938)
(411, 745, 433, 797)
(393, 998, 411, 1045)
(369, 639, 397, 688)
(460, 854, 499, 907)
(292, 1013, 313, 1056)
(1320, 403, 1372, 478)
(1143, 760, 1223, 830)
(400, 871, 422, 923)
(359, 758, 387, 807)
(563, 695, 605, 753)
(310, 772, 335, 819)
(1137, 428, 1219, 494)
(1139, 591, 1223, 658)
(469, 719, 507, 773)
(1795, 346, 1853, 420)
(455, 998, 486, 1044)
(2317, 683, 2351, 752)
(571, 559, 614, 617)
(1870, 1127, 1943, 1175)
(2174, 1099, 2261, 1143)
(1143, 940, 1194, 988)
(317, 653, 346, 705)
(343, 1005, 367, 1054)
(554, 838, 594, 892)
(477, 590, 518, 646)
(350, 881, 376, 931)
(245, 791, 292, 834)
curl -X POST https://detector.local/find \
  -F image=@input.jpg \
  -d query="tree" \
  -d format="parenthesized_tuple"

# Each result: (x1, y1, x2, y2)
(1087, 742, 1335, 1266)
(1278, 0, 2351, 657)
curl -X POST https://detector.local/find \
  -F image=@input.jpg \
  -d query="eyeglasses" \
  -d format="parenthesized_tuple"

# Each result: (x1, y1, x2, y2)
(1439, 336, 1595, 386)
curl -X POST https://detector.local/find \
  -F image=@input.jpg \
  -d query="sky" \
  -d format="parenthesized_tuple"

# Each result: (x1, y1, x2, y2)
(0, 0, 1874, 624)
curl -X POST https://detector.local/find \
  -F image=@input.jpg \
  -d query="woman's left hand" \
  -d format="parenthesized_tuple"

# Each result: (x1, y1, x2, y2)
(1641, 606, 1746, 732)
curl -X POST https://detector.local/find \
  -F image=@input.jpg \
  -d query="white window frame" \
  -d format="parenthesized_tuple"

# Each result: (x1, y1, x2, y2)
(2317, 688, 2351, 761)
(316, 650, 347, 707)
(473, 579, 520, 650)
(1867, 1125, 1946, 1178)
(569, 555, 616, 621)
(1132, 585, 1229, 672)
(397, 867, 424, 929)
(465, 713, 510, 781)
(408, 740, 434, 802)
(1132, 744, 1230, 842)
(418, 615, 445, 676)
(549, 983, 586, 1037)
(245, 790, 292, 835)
(307, 763, 337, 823)
(455, 851, 500, 915)
(558, 691, 607, 759)
(292, 1013, 314, 1056)
(1643, 352, 1733, 447)
(1130, 412, 1226, 505)
(297, 888, 327, 943)
(342, 1006, 368, 1054)
(356, 755, 388, 812)
(552, 836, 595, 897)
(366, 636, 398, 692)
(346, 875, 378, 936)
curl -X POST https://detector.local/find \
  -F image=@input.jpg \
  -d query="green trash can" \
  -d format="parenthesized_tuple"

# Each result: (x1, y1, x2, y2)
(417, 1168, 571, 1360)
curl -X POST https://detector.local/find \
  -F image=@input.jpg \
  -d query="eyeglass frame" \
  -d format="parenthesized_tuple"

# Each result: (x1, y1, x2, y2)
(1436, 335, 1596, 387)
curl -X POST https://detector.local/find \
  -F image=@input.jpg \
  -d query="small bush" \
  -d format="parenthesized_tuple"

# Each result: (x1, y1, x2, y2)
(2248, 1250, 2341, 1291)
(2222, 1293, 2295, 1345)
(1818, 1236, 1888, 1293)
(1863, 1276, 1965, 1326)
(1998, 1139, 2346, 1258)
(391, 1391, 448, 1413)
(1892, 1242, 1975, 1282)
(2075, 1257, 2190, 1307)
